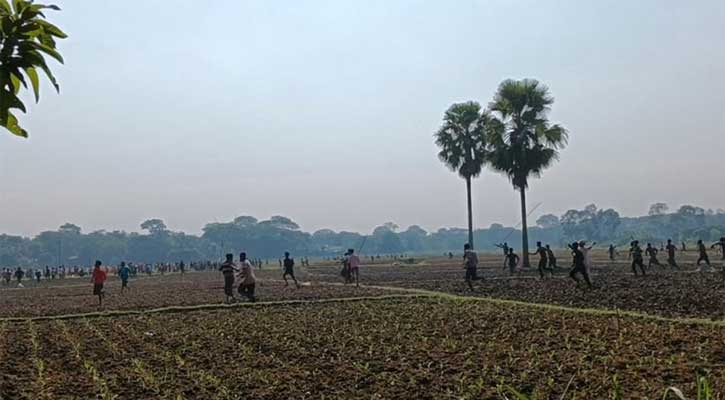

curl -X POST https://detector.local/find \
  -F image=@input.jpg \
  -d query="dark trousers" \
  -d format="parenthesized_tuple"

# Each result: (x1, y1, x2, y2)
(538, 258, 553, 278)
(238, 283, 256, 302)
(223, 275, 235, 297)
(667, 257, 679, 269)
(569, 264, 592, 287)
(697, 255, 710, 266)
(632, 258, 646, 275)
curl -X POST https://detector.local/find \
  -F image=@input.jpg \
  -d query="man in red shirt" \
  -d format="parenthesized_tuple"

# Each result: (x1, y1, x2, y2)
(90, 260, 107, 307)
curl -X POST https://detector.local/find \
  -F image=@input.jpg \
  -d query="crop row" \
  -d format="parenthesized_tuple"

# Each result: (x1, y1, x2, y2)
(0, 296, 721, 399)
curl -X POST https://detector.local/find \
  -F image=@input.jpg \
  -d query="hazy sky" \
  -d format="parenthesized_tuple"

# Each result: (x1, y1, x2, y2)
(1, 0, 724, 237)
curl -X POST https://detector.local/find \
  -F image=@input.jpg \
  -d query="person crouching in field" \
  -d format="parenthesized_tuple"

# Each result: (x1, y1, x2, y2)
(237, 252, 256, 302)
(282, 252, 300, 288)
(219, 254, 238, 303)
(90, 261, 107, 307)
(118, 261, 131, 293)
(463, 243, 481, 290)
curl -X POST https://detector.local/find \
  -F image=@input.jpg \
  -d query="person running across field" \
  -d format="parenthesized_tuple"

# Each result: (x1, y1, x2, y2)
(710, 237, 725, 260)
(696, 239, 711, 271)
(579, 241, 595, 278)
(495, 242, 510, 269)
(532, 241, 553, 278)
(665, 239, 680, 269)
(2, 269, 11, 285)
(14, 267, 24, 286)
(629, 241, 646, 275)
(568, 242, 592, 288)
(504, 248, 519, 275)
(118, 261, 131, 293)
(282, 252, 300, 288)
(608, 244, 618, 261)
(219, 253, 238, 303)
(645, 243, 663, 269)
(347, 249, 361, 287)
(462, 243, 481, 290)
(90, 260, 107, 307)
(237, 252, 256, 302)
(545, 245, 558, 271)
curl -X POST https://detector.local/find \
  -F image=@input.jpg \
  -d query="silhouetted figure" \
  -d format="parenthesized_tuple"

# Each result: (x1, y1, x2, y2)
(282, 252, 300, 288)
(463, 243, 481, 290)
(608, 245, 617, 261)
(710, 237, 725, 260)
(568, 242, 592, 288)
(646, 243, 662, 268)
(532, 241, 553, 278)
(696, 240, 711, 270)
(504, 248, 519, 275)
(545, 245, 558, 270)
(495, 242, 509, 268)
(629, 241, 646, 275)
(665, 239, 679, 269)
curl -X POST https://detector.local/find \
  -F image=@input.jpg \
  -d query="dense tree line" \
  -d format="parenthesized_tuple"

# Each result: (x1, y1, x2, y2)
(1, 204, 723, 267)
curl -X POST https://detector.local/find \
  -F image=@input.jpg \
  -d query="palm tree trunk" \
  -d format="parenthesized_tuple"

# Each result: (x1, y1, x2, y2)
(519, 187, 530, 268)
(466, 176, 474, 249)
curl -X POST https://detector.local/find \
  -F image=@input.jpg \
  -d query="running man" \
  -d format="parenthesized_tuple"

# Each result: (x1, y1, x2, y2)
(2, 269, 10, 285)
(545, 245, 558, 270)
(579, 241, 595, 277)
(237, 252, 256, 302)
(608, 245, 618, 261)
(532, 241, 553, 278)
(710, 237, 725, 260)
(629, 241, 646, 275)
(463, 243, 481, 290)
(645, 243, 662, 269)
(90, 260, 107, 307)
(696, 240, 711, 271)
(347, 249, 361, 287)
(568, 242, 592, 288)
(504, 248, 519, 275)
(282, 252, 300, 288)
(14, 267, 24, 285)
(219, 253, 238, 303)
(495, 242, 510, 268)
(118, 261, 131, 293)
(665, 239, 679, 269)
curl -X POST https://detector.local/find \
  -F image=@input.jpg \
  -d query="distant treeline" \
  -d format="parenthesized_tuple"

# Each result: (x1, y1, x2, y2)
(1, 203, 723, 267)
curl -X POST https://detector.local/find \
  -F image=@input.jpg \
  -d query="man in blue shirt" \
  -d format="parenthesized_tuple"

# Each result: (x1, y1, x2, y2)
(118, 261, 131, 293)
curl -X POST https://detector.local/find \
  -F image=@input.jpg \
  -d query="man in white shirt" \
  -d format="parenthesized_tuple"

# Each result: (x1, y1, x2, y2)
(237, 252, 256, 302)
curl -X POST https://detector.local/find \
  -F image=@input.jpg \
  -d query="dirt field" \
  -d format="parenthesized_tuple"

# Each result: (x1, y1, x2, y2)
(0, 252, 723, 398)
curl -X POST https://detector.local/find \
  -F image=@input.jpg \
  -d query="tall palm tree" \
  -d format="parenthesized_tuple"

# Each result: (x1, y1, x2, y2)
(487, 79, 568, 268)
(434, 101, 491, 249)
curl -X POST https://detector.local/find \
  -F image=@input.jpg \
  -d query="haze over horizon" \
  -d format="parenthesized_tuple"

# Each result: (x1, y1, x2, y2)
(1, 0, 723, 238)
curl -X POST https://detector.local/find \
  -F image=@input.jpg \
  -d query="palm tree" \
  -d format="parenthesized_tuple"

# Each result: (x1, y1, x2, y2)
(434, 101, 491, 249)
(487, 79, 568, 268)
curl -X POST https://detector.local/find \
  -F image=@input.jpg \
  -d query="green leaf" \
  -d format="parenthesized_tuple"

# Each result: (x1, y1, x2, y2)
(22, 41, 64, 64)
(0, 110, 28, 137)
(0, 88, 27, 112)
(0, 0, 11, 14)
(23, 66, 38, 101)
(9, 73, 22, 94)
(36, 19, 66, 38)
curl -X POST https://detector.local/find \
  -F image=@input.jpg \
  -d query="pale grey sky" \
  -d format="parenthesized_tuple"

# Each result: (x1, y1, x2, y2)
(1, 0, 723, 237)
